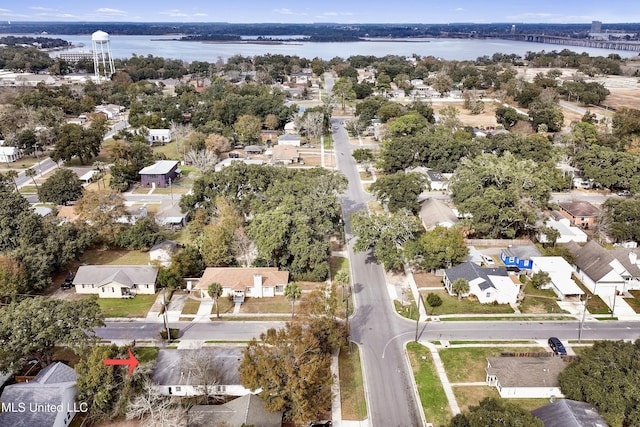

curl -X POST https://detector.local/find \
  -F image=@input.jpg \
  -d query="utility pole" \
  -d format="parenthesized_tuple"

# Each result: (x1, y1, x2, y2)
(415, 293, 424, 342)
(578, 294, 591, 343)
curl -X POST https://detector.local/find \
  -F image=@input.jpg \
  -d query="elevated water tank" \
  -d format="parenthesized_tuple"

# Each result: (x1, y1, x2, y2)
(91, 30, 109, 42)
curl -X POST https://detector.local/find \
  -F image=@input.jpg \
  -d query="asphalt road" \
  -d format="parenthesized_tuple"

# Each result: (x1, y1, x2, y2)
(333, 118, 424, 427)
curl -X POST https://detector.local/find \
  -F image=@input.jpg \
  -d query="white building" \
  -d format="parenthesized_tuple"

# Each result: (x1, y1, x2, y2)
(147, 128, 172, 145)
(530, 256, 584, 300)
(72, 265, 158, 298)
(538, 216, 588, 244)
(0, 146, 22, 162)
(277, 133, 301, 147)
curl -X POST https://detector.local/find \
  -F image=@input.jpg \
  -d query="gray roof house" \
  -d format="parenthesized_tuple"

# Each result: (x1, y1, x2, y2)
(73, 265, 158, 298)
(152, 348, 252, 397)
(188, 394, 283, 427)
(486, 356, 567, 398)
(0, 362, 78, 427)
(443, 262, 520, 304)
(531, 399, 608, 427)
(418, 198, 458, 231)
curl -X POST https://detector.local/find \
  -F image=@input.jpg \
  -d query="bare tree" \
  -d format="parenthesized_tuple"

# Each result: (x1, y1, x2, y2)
(126, 377, 187, 427)
(184, 149, 219, 173)
(182, 350, 228, 403)
(301, 111, 324, 144)
(231, 227, 257, 267)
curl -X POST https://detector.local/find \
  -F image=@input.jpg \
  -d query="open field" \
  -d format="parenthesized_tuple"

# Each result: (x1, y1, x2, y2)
(96, 294, 158, 318)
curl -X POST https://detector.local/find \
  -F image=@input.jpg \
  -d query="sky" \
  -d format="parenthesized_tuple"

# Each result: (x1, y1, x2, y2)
(1, 1, 640, 24)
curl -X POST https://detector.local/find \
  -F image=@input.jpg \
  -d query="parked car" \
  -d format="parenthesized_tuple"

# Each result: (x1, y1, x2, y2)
(617, 190, 632, 197)
(482, 255, 495, 266)
(60, 273, 75, 290)
(548, 337, 567, 355)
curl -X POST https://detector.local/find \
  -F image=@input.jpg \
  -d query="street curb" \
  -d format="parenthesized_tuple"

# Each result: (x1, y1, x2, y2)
(403, 341, 430, 427)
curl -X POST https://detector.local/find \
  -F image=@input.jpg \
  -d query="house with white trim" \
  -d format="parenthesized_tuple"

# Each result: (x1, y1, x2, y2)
(196, 267, 289, 303)
(443, 262, 520, 304)
(486, 356, 567, 398)
(537, 215, 588, 244)
(73, 265, 158, 298)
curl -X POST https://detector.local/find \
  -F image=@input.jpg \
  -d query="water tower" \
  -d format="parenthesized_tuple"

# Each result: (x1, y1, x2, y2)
(92, 30, 115, 82)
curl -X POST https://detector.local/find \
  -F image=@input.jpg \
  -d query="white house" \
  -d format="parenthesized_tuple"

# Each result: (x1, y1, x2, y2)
(152, 348, 252, 397)
(486, 356, 567, 399)
(277, 133, 301, 147)
(147, 128, 172, 145)
(73, 265, 158, 298)
(568, 240, 640, 295)
(0, 362, 78, 427)
(0, 146, 23, 163)
(530, 256, 584, 300)
(537, 216, 588, 244)
(418, 198, 458, 231)
(426, 170, 450, 191)
(149, 240, 178, 267)
(443, 262, 520, 305)
(196, 267, 289, 303)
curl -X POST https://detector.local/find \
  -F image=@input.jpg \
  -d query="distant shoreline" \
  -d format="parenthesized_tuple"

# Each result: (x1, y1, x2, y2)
(151, 37, 431, 45)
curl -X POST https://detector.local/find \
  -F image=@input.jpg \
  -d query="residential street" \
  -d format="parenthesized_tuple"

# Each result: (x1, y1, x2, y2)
(333, 118, 425, 427)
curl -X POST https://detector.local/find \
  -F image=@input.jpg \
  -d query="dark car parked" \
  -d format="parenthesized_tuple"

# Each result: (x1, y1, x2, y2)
(60, 272, 75, 290)
(548, 337, 567, 355)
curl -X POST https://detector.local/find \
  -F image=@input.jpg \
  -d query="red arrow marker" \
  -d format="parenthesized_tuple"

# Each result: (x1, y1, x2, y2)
(103, 348, 139, 376)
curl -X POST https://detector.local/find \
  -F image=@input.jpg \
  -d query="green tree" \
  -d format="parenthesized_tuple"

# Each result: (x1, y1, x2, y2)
(25, 167, 38, 191)
(208, 282, 223, 318)
(3, 169, 19, 192)
(387, 113, 429, 137)
(368, 171, 427, 214)
(408, 226, 468, 271)
(529, 271, 551, 289)
(351, 209, 422, 271)
(115, 217, 166, 250)
(426, 292, 442, 314)
(451, 278, 470, 300)
(76, 345, 145, 425)
(332, 77, 356, 111)
(450, 397, 543, 427)
(233, 114, 263, 143)
(75, 190, 127, 246)
(239, 323, 334, 425)
(559, 340, 640, 427)
(284, 282, 302, 319)
(495, 105, 527, 130)
(51, 121, 104, 165)
(0, 256, 28, 302)
(38, 167, 83, 205)
(450, 152, 551, 238)
(0, 297, 104, 371)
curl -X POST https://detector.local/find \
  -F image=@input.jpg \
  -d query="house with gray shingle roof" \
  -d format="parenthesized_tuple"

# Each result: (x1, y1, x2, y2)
(485, 356, 567, 398)
(559, 201, 600, 229)
(418, 198, 458, 231)
(531, 399, 608, 427)
(567, 240, 640, 299)
(0, 362, 78, 427)
(443, 262, 520, 304)
(500, 245, 542, 270)
(73, 265, 158, 298)
(189, 394, 283, 427)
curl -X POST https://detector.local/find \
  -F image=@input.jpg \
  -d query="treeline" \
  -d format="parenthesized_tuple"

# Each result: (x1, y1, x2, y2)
(2, 22, 639, 39)
(0, 35, 69, 48)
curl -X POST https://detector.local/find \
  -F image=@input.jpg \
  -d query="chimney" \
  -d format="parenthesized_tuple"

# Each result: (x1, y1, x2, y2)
(253, 274, 263, 297)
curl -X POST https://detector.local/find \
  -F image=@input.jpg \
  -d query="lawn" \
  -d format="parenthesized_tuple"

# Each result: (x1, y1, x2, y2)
(406, 342, 452, 426)
(240, 295, 291, 314)
(133, 347, 160, 363)
(96, 294, 158, 318)
(519, 280, 564, 314)
(453, 385, 500, 411)
(395, 298, 419, 320)
(79, 248, 151, 266)
(626, 291, 640, 313)
(572, 274, 610, 314)
(421, 290, 515, 315)
(330, 256, 349, 280)
(152, 141, 182, 159)
(181, 298, 201, 315)
(439, 347, 544, 383)
(211, 297, 235, 316)
(339, 342, 367, 420)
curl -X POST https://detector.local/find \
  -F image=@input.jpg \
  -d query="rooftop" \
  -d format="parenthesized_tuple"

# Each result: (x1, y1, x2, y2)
(559, 201, 600, 218)
(486, 356, 567, 388)
(139, 160, 179, 175)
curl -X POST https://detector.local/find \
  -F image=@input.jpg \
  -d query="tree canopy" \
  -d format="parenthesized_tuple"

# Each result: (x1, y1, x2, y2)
(559, 340, 640, 427)
(0, 297, 104, 371)
(450, 397, 543, 427)
(450, 152, 551, 238)
(38, 167, 83, 205)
